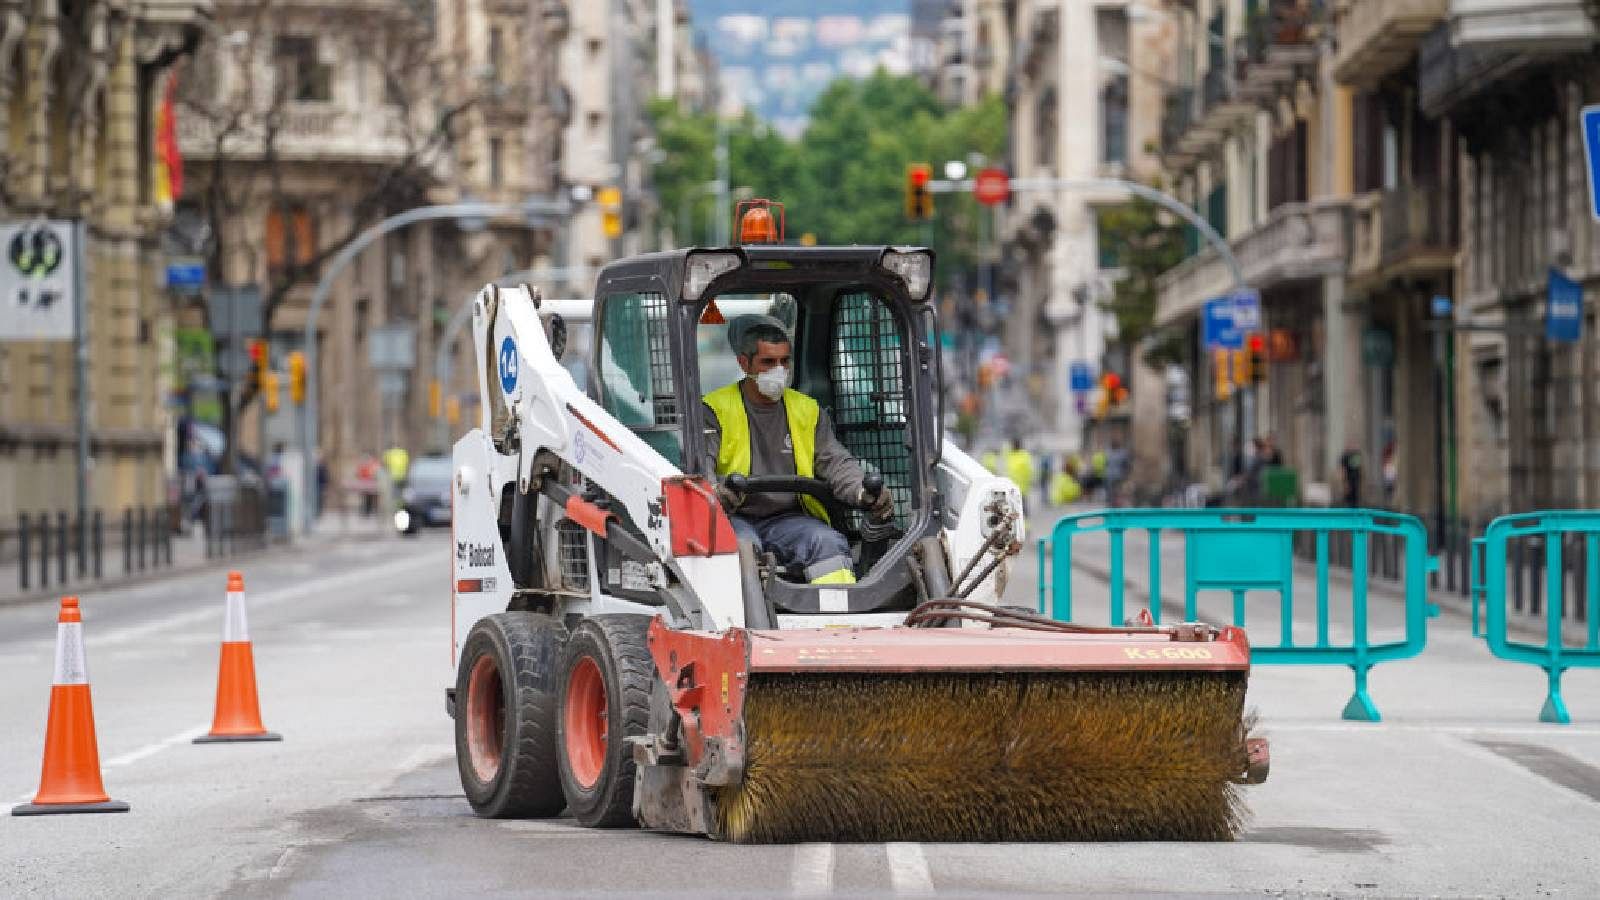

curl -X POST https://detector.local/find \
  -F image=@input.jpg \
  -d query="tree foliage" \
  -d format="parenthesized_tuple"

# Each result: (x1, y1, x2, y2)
(1096, 197, 1188, 357)
(649, 71, 1007, 276)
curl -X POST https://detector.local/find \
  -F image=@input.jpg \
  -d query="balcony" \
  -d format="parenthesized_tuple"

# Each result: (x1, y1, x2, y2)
(1160, 87, 1196, 165)
(178, 103, 411, 166)
(1450, 0, 1599, 52)
(1417, 22, 1525, 117)
(1240, 0, 1318, 101)
(1155, 200, 1351, 326)
(1333, 0, 1448, 88)
(1350, 185, 1456, 287)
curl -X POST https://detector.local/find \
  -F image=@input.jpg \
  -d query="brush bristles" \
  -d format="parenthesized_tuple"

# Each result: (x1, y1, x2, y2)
(715, 671, 1250, 843)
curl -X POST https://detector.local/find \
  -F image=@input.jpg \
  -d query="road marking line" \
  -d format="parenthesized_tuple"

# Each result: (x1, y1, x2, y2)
(93, 554, 438, 649)
(886, 842, 934, 894)
(268, 846, 299, 880)
(392, 744, 454, 775)
(791, 843, 834, 896)
(104, 724, 210, 767)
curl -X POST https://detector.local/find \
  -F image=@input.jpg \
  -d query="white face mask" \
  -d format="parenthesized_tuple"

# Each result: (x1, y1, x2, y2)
(753, 365, 788, 401)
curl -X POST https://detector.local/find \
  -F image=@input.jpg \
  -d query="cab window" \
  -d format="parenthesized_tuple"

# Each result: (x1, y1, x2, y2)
(597, 291, 682, 464)
(694, 292, 799, 394)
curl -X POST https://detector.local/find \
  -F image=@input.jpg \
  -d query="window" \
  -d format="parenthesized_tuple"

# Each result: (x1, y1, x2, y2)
(599, 292, 681, 463)
(829, 292, 911, 528)
(489, 27, 503, 68)
(265, 204, 317, 270)
(1102, 74, 1129, 166)
(274, 36, 332, 103)
(489, 137, 504, 184)
(695, 292, 799, 398)
(1036, 87, 1058, 170)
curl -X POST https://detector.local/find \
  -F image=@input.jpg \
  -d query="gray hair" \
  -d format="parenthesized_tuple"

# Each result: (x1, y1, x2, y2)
(728, 315, 791, 358)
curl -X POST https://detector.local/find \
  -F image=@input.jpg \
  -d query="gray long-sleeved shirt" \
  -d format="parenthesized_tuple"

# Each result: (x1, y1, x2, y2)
(701, 385, 866, 520)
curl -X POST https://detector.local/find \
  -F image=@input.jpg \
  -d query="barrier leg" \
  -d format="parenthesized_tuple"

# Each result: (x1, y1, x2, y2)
(1109, 530, 1125, 625)
(1231, 590, 1245, 627)
(1035, 538, 1046, 614)
(1539, 667, 1571, 724)
(1147, 528, 1162, 624)
(1342, 663, 1381, 722)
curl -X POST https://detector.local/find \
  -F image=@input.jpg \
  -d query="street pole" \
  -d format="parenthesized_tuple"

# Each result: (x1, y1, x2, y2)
(72, 220, 89, 556)
(298, 199, 570, 535)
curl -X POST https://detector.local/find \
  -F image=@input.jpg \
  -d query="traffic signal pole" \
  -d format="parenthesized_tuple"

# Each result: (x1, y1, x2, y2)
(296, 199, 571, 535)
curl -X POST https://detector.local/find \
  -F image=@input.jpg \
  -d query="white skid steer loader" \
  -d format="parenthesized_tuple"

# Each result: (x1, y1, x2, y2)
(447, 223, 1266, 843)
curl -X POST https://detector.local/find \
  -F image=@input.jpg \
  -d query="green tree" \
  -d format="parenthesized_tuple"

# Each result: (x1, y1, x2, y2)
(1096, 198, 1188, 361)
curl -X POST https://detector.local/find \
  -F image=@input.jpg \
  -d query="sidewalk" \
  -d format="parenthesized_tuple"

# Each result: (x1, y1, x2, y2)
(0, 513, 390, 606)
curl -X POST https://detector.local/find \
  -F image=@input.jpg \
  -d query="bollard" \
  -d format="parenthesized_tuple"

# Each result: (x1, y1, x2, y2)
(39, 511, 50, 590)
(136, 507, 146, 572)
(92, 510, 103, 580)
(74, 510, 84, 578)
(57, 511, 67, 585)
(18, 513, 30, 592)
(163, 505, 174, 566)
(123, 508, 132, 574)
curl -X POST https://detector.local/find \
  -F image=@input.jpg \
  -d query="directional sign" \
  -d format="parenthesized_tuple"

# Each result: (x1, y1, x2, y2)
(1547, 267, 1583, 343)
(1582, 105, 1600, 222)
(164, 259, 206, 291)
(0, 220, 77, 342)
(1229, 288, 1262, 332)
(974, 168, 1010, 206)
(1202, 289, 1260, 350)
(1069, 361, 1093, 393)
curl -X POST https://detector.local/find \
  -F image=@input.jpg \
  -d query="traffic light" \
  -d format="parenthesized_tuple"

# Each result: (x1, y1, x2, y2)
(905, 163, 934, 221)
(429, 379, 442, 418)
(287, 350, 306, 405)
(249, 339, 268, 391)
(446, 395, 461, 426)
(262, 370, 280, 413)
(1247, 333, 1267, 385)
(1213, 348, 1233, 401)
(597, 186, 622, 239)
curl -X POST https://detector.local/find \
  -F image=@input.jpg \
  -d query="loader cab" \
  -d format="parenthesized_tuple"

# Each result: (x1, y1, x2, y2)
(588, 244, 945, 610)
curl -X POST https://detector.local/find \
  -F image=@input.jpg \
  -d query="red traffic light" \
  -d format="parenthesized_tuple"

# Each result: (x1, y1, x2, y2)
(1247, 333, 1265, 353)
(248, 340, 267, 364)
(908, 164, 931, 187)
(1102, 372, 1122, 392)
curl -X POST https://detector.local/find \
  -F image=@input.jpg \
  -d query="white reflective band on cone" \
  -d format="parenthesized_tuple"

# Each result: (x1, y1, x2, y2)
(223, 590, 250, 643)
(53, 622, 89, 686)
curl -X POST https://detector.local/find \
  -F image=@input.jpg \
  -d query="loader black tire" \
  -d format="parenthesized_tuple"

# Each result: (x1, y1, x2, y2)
(556, 614, 655, 828)
(454, 613, 567, 818)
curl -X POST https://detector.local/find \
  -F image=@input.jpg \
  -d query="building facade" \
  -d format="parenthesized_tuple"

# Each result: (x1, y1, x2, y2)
(1, 0, 211, 528)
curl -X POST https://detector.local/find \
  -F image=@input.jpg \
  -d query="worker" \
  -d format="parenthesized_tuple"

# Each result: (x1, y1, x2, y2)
(703, 315, 893, 585)
(1003, 439, 1034, 513)
(981, 449, 1000, 474)
(382, 445, 410, 508)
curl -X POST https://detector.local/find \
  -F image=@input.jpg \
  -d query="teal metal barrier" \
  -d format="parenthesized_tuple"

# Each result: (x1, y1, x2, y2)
(1481, 512, 1600, 724)
(1042, 508, 1439, 721)
(1470, 536, 1487, 638)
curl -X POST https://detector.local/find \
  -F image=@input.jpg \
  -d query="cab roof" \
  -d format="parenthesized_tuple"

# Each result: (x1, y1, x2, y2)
(593, 245, 931, 302)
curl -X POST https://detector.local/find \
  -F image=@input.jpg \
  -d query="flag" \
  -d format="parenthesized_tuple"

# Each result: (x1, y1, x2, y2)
(154, 69, 183, 210)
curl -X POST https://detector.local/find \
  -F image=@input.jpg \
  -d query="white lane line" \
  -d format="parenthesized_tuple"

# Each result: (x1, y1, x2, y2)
(104, 724, 210, 768)
(3, 723, 210, 812)
(268, 846, 299, 880)
(791, 843, 834, 896)
(886, 842, 934, 895)
(392, 744, 454, 776)
(93, 554, 438, 649)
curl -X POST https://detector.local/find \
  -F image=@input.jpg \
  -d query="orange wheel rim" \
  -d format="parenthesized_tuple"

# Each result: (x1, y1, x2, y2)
(564, 655, 608, 790)
(465, 654, 505, 783)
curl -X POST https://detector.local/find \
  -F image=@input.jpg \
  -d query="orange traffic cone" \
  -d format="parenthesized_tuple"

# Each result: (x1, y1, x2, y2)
(13, 597, 130, 815)
(194, 572, 281, 743)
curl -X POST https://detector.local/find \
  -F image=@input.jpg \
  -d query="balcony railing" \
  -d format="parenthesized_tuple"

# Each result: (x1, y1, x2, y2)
(1245, 0, 1317, 66)
(1349, 185, 1456, 284)
(1161, 87, 1196, 160)
(178, 103, 411, 164)
(1450, 0, 1599, 52)
(1156, 200, 1352, 326)
(1333, 0, 1449, 87)
(1417, 22, 1523, 117)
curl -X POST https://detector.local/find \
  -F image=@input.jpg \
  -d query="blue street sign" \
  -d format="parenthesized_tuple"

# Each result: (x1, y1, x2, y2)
(1547, 268, 1583, 343)
(1069, 361, 1093, 393)
(1229, 288, 1262, 333)
(1582, 105, 1600, 222)
(1431, 295, 1453, 318)
(164, 261, 205, 289)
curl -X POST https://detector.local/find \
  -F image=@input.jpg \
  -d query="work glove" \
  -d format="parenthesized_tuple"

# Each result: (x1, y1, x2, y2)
(859, 486, 895, 522)
(715, 481, 744, 513)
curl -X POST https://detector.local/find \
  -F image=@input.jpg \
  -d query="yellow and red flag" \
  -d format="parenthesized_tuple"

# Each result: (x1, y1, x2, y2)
(154, 69, 183, 209)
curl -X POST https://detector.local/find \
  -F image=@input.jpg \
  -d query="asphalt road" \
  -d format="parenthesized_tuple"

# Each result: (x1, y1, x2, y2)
(2, 528, 1598, 898)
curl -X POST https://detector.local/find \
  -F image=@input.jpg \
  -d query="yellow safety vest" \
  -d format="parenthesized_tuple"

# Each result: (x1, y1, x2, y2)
(704, 381, 830, 523)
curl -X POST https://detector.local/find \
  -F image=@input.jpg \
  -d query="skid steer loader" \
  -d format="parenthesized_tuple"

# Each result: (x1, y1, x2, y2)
(447, 211, 1267, 843)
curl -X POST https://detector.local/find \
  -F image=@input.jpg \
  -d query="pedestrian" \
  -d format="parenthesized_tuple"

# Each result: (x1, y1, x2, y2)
(1339, 444, 1363, 508)
(1003, 438, 1035, 515)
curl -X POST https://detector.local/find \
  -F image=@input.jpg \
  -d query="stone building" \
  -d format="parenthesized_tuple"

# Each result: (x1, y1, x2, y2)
(0, 0, 211, 527)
